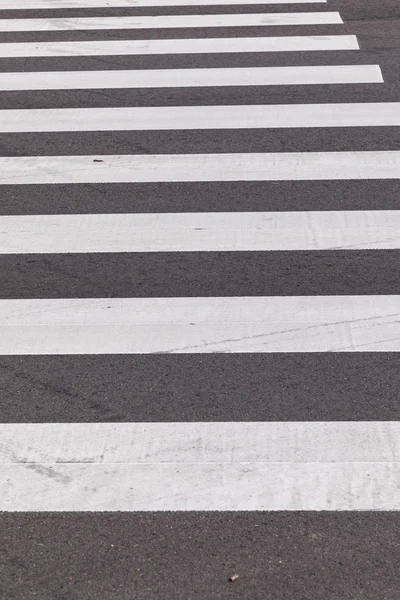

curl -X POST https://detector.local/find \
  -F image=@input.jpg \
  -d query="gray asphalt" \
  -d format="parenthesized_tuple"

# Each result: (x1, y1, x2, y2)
(1, 353, 400, 423)
(1, 512, 400, 600)
(0, 0, 400, 598)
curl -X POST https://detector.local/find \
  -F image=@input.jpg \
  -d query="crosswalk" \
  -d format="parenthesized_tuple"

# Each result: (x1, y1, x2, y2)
(0, 0, 399, 594)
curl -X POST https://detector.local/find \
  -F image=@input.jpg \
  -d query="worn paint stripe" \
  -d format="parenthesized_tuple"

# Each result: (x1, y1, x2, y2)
(1, 422, 399, 463)
(1, 0, 328, 7)
(0, 151, 396, 185)
(1, 211, 399, 253)
(1, 422, 400, 511)
(0, 103, 397, 132)
(0, 13, 343, 32)
(0, 65, 381, 91)
(0, 295, 398, 354)
(0, 36, 359, 57)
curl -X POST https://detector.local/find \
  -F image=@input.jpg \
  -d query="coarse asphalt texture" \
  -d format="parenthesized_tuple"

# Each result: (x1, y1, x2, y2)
(0, 0, 400, 598)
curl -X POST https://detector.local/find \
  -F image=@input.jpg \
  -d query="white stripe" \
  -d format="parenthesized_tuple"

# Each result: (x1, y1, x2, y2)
(1, 422, 399, 511)
(0, 65, 381, 91)
(0, 36, 360, 58)
(0, 296, 398, 354)
(0, 13, 343, 31)
(1, 0, 328, 6)
(0, 151, 396, 184)
(1, 103, 397, 132)
(1, 211, 399, 253)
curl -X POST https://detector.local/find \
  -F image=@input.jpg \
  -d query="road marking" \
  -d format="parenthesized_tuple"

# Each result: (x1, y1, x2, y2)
(0, 295, 398, 354)
(0, 151, 396, 184)
(2, 422, 398, 463)
(0, 65, 381, 91)
(0, 36, 359, 57)
(0, 13, 343, 32)
(2, 0, 329, 6)
(1, 103, 396, 132)
(1, 211, 399, 253)
(1, 422, 400, 511)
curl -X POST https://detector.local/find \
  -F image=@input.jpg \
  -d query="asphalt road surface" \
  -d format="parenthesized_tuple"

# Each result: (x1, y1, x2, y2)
(0, 0, 400, 598)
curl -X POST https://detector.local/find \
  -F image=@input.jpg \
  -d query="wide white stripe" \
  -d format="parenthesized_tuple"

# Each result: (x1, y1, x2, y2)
(4, 462, 400, 511)
(0, 36, 359, 58)
(0, 65, 379, 91)
(0, 151, 396, 185)
(0, 296, 398, 354)
(1, 211, 399, 253)
(3, 422, 399, 464)
(1, 103, 397, 132)
(2, 0, 328, 6)
(1, 422, 399, 511)
(0, 13, 343, 32)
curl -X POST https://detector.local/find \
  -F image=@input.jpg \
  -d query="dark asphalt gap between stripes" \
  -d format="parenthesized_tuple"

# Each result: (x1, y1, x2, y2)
(0, 127, 398, 155)
(0, 5, 342, 18)
(0, 512, 399, 600)
(2, 81, 400, 110)
(1, 251, 400, 298)
(0, 24, 349, 44)
(0, 180, 398, 215)
(1, 512, 399, 600)
(0, 50, 382, 72)
(0, 0, 397, 18)
(1, 353, 400, 423)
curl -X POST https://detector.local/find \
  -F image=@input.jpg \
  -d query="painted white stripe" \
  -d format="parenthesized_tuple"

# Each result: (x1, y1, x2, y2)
(0, 151, 397, 185)
(1, 422, 399, 511)
(0, 296, 398, 354)
(1, 103, 397, 132)
(2, 0, 329, 7)
(0, 36, 360, 58)
(1, 211, 399, 253)
(3, 422, 399, 465)
(0, 14, 343, 32)
(0, 65, 380, 91)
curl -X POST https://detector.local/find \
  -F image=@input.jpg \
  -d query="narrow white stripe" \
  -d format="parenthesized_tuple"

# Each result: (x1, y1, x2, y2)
(0, 14, 343, 32)
(0, 296, 398, 354)
(1, 103, 397, 132)
(0, 65, 380, 91)
(1, 211, 399, 253)
(1, 422, 399, 511)
(0, 36, 360, 58)
(0, 151, 396, 185)
(2, 0, 329, 6)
